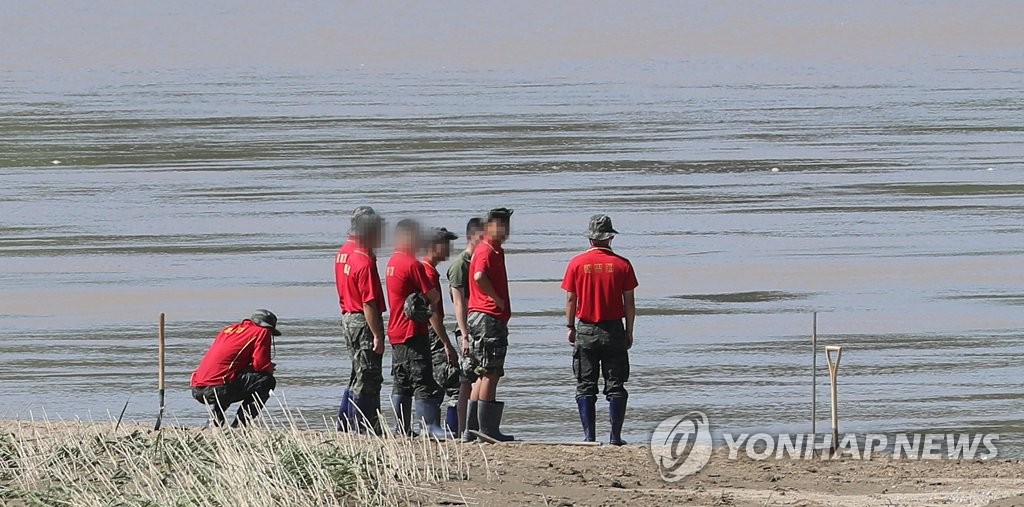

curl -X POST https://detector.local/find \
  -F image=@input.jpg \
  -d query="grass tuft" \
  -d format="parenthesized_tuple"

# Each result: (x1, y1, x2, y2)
(0, 412, 474, 506)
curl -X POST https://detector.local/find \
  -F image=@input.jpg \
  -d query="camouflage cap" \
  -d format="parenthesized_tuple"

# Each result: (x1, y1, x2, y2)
(486, 208, 514, 223)
(350, 207, 384, 237)
(427, 227, 459, 244)
(403, 292, 433, 323)
(585, 214, 618, 241)
(250, 309, 282, 336)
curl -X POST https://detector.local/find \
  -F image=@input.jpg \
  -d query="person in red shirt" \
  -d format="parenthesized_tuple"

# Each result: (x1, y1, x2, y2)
(465, 208, 515, 442)
(334, 206, 377, 431)
(562, 214, 638, 445)
(191, 310, 280, 427)
(385, 219, 457, 439)
(421, 227, 461, 434)
(337, 208, 387, 434)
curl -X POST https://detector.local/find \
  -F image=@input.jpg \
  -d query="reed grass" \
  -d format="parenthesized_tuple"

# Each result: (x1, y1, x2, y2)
(0, 407, 475, 506)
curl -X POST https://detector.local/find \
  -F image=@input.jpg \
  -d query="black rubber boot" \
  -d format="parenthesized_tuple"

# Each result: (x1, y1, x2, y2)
(391, 394, 415, 436)
(445, 404, 459, 434)
(414, 398, 448, 441)
(478, 400, 515, 442)
(577, 395, 597, 442)
(608, 396, 627, 446)
(352, 394, 381, 435)
(462, 400, 479, 442)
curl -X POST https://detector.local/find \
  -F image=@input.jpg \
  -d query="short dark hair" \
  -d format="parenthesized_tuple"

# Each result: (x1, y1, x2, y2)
(466, 217, 484, 236)
(395, 218, 420, 234)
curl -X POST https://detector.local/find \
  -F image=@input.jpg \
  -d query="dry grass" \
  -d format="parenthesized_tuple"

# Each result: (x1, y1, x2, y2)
(0, 409, 474, 506)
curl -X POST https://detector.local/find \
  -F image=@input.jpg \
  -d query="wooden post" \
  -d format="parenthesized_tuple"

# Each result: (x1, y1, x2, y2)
(825, 345, 843, 454)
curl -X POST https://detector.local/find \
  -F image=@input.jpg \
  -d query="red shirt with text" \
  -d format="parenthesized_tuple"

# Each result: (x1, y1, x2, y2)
(339, 241, 386, 315)
(561, 247, 638, 323)
(191, 320, 274, 387)
(385, 250, 432, 344)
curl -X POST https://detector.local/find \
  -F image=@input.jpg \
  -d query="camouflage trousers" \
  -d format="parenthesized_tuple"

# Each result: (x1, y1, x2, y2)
(466, 312, 508, 378)
(572, 320, 629, 399)
(342, 313, 383, 398)
(429, 328, 463, 399)
(391, 334, 443, 399)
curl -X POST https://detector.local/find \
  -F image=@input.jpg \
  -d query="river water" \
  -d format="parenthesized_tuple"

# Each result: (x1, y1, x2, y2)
(1, 3, 1023, 454)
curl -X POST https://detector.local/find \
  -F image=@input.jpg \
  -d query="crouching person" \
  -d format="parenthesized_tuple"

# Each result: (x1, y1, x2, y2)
(191, 310, 280, 427)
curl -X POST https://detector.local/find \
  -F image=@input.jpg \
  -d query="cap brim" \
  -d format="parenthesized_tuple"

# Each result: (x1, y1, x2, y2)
(271, 328, 282, 336)
(586, 231, 617, 240)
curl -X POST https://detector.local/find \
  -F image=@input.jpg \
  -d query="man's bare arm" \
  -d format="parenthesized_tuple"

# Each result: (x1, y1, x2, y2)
(623, 290, 636, 349)
(565, 290, 578, 345)
(473, 271, 505, 310)
(425, 288, 456, 362)
(363, 301, 386, 355)
(451, 286, 471, 352)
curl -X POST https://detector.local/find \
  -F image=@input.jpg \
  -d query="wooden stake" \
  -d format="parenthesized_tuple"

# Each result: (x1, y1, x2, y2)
(154, 313, 166, 430)
(825, 345, 843, 454)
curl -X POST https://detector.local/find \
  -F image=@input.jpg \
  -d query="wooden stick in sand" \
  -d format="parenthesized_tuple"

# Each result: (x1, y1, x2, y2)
(154, 312, 166, 430)
(825, 345, 843, 454)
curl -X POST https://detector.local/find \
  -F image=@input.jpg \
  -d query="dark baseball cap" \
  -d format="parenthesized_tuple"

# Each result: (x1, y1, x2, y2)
(486, 208, 514, 223)
(427, 227, 459, 244)
(250, 309, 282, 336)
(586, 214, 618, 241)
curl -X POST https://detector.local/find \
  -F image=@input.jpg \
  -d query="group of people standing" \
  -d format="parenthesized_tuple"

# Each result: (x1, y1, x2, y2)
(189, 206, 638, 446)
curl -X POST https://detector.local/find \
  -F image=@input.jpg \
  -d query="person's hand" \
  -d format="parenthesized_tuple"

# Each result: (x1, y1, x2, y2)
(270, 362, 277, 373)
(626, 331, 634, 350)
(492, 296, 506, 311)
(461, 335, 471, 356)
(372, 335, 385, 355)
(444, 343, 458, 365)
(567, 327, 576, 346)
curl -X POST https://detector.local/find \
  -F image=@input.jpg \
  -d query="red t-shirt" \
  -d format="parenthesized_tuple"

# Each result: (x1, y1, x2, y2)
(561, 247, 639, 323)
(385, 250, 433, 344)
(468, 239, 511, 322)
(334, 237, 355, 313)
(191, 320, 274, 387)
(421, 258, 444, 320)
(339, 242, 386, 315)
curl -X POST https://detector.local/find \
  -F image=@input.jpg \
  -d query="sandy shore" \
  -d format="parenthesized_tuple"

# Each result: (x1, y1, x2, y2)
(3, 421, 1023, 506)
(457, 443, 1024, 506)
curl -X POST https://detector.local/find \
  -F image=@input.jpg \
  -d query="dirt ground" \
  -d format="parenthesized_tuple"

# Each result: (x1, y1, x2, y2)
(452, 443, 1024, 507)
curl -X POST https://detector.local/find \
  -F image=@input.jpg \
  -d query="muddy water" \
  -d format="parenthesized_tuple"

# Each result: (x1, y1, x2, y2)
(2, 3, 1024, 454)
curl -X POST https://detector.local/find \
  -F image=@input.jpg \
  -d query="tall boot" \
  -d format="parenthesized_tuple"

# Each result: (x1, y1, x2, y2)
(352, 394, 381, 435)
(576, 395, 597, 442)
(414, 397, 448, 440)
(336, 389, 353, 432)
(445, 403, 459, 434)
(365, 394, 383, 435)
(478, 400, 515, 442)
(608, 397, 627, 446)
(462, 400, 479, 442)
(390, 394, 415, 436)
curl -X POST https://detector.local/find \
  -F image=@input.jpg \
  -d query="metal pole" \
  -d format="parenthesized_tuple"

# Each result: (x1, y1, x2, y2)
(811, 312, 817, 436)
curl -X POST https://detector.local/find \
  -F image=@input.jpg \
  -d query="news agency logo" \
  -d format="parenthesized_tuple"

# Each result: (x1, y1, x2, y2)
(651, 412, 999, 482)
(649, 411, 713, 482)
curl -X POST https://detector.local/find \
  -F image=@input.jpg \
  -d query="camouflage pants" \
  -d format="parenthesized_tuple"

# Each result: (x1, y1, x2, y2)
(343, 313, 383, 398)
(391, 334, 443, 399)
(467, 312, 508, 378)
(572, 320, 629, 399)
(430, 328, 462, 399)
